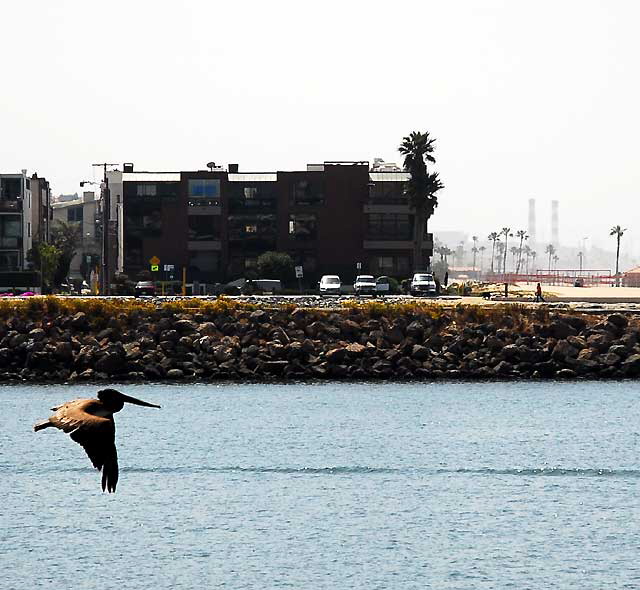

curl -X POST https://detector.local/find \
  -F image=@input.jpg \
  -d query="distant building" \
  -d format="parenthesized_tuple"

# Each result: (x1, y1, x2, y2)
(51, 191, 100, 280)
(0, 170, 34, 271)
(106, 161, 434, 288)
(30, 173, 52, 243)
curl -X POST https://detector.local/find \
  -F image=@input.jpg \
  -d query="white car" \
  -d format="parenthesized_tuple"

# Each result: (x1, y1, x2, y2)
(354, 274, 377, 297)
(410, 273, 437, 297)
(319, 275, 341, 296)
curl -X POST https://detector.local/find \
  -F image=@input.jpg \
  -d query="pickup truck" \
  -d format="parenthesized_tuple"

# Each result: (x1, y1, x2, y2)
(354, 275, 377, 297)
(410, 273, 437, 297)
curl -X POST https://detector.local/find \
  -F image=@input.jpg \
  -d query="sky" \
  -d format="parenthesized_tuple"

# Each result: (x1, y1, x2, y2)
(1, 0, 638, 255)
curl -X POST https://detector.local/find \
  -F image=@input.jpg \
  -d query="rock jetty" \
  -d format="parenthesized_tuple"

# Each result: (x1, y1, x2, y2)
(1, 298, 640, 382)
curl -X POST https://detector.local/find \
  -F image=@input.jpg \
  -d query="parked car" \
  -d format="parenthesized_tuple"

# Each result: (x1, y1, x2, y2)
(135, 281, 156, 297)
(319, 275, 341, 296)
(354, 274, 377, 297)
(376, 276, 391, 295)
(410, 272, 437, 297)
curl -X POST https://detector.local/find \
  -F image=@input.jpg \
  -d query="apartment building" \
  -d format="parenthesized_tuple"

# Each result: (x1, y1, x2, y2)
(51, 191, 100, 280)
(107, 161, 434, 286)
(0, 170, 34, 271)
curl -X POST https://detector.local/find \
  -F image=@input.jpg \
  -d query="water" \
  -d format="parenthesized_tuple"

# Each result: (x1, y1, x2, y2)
(2, 381, 640, 589)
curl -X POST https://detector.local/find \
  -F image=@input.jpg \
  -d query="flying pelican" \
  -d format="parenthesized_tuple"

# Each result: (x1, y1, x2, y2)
(34, 388, 161, 493)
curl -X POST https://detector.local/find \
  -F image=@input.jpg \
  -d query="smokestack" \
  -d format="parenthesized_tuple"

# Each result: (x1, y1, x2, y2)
(551, 200, 559, 247)
(528, 198, 536, 245)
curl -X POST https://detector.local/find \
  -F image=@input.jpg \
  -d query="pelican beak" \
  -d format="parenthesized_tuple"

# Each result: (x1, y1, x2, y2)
(121, 394, 161, 408)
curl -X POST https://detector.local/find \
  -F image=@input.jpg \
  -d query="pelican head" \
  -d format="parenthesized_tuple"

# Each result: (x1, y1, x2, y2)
(97, 388, 161, 412)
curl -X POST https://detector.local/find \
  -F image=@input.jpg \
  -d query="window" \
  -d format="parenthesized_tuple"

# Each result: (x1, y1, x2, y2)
(27, 222, 31, 238)
(0, 178, 21, 200)
(366, 213, 411, 240)
(0, 252, 20, 271)
(369, 181, 405, 203)
(291, 179, 324, 206)
(244, 187, 257, 200)
(136, 183, 157, 197)
(188, 215, 219, 241)
(372, 255, 410, 275)
(188, 179, 220, 198)
(289, 214, 317, 239)
(188, 250, 220, 273)
(67, 206, 83, 222)
(0, 215, 22, 249)
(245, 224, 257, 234)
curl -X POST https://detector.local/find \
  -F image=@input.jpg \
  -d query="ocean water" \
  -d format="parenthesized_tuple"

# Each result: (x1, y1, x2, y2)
(2, 381, 640, 589)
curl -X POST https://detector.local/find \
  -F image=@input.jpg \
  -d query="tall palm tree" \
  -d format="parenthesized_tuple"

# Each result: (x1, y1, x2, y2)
(545, 244, 556, 273)
(523, 245, 532, 274)
(510, 246, 518, 272)
(610, 225, 626, 286)
(479, 245, 486, 276)
(471, 236, 478, 271)
(488, 232, 499, 273)
(496, 242, 506, 273)
(501, 227, 512, 276)
(515, 230, 528, 274)
(399, 131, 444, 270)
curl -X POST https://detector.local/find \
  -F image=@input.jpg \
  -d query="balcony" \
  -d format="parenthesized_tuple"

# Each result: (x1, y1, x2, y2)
(0, 199, 22, 213)
(364, 233, 433, 251)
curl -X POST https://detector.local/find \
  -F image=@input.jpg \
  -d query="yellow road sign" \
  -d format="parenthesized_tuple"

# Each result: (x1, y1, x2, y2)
(151, 264, 159, 272)
(149, 256, 160, 265)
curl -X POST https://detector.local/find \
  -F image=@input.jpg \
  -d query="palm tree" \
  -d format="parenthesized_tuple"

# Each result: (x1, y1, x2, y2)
(399, 131, 444, 270)
(530, 250, 537, 274)
(545, 244, 556, 273)
(523, 244, 532, 274)
(515, 230, 528, 274)
(510, 246, 518, 272)
(610, 225, 626, 286)
(501, 227, 512, 276)
(488, 232, 499, 273)
(479, 245, 486, 276)
(496, 242, 506, 273)
(471, 236, 478, 270)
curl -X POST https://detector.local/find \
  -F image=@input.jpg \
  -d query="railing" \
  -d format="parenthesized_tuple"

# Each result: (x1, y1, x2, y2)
(483, 270, 614, 286)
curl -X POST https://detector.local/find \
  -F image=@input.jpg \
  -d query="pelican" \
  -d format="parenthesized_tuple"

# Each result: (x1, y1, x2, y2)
(34, 388, 161, 492)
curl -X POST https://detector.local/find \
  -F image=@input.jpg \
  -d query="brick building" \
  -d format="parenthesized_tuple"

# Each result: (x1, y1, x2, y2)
(107, 162, 433, 287)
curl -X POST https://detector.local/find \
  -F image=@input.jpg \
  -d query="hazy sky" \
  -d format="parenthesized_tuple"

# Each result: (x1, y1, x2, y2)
(2, 0, 638, 254)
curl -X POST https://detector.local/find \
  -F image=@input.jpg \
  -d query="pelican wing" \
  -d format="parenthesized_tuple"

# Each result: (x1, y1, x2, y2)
(70, 420, 119, 493)
(50, 399, 119, 493)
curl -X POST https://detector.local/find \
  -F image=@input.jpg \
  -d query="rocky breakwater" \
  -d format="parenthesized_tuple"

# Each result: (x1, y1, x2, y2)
(1, 302, 640, 382)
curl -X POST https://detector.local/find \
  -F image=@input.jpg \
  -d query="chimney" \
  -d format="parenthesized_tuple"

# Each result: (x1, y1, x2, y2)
(123, 163, 134, 173)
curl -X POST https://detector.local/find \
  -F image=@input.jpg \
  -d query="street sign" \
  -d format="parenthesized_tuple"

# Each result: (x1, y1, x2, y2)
(149, 256, 160, 265)
(356, 262, 362, 270)
(295, 265, 303, 278)
(163, 264, 175, 272)
(151, 264, 159, 272)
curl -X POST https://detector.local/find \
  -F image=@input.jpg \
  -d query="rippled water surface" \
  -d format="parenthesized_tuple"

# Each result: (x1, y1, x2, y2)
(3, 381, 640, 589)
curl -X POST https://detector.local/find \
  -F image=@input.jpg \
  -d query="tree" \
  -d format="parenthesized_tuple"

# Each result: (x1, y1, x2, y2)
(256, 251, 294, 283)
(545, 244, 556, 272)
(610, 225, 626, 286)
(399, 131, 444, 270)
(479, 245, 486, 276)
(51, 221, 82, 287)
(501, 227, 512, 276)
(487, 232, 499, 273)
(27, 242, 61, 292)
(471, 235, 478, 273)
(510, 246, 518, 272)
(515, 230, 528, 274)
(496, 242, 505, 273)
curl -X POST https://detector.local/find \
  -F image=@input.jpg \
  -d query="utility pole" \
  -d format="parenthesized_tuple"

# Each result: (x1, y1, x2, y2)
(92, 163, 119, 295)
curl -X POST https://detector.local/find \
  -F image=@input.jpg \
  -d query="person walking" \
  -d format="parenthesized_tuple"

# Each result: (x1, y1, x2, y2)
(535, 282, 545, 302)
